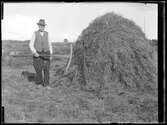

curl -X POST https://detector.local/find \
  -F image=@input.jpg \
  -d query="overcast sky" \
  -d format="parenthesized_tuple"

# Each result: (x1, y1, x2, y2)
(2, 2, 157, 42)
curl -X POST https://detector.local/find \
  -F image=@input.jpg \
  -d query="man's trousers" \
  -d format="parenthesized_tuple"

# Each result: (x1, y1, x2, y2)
(33, 51, 50, 87)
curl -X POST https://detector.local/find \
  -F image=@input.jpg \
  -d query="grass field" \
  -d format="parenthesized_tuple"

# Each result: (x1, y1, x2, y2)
(2, 64, 158, 123)
(2, 40, 158, 123)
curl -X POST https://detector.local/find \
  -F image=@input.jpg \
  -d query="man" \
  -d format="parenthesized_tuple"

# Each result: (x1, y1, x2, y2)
(29, 19, 53, 89)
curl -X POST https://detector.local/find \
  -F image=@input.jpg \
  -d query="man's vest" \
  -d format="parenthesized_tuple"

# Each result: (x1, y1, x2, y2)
(34, 31, 49, 52)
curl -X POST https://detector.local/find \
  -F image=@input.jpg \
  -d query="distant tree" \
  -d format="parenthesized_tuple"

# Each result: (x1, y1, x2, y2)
(152, 39, 157, 43)
(151, 39, 157, 46)
(64, 38, 68, 43)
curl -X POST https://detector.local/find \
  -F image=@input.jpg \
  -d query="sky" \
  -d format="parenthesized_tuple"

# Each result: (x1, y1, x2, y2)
(1, 2, 158, 42)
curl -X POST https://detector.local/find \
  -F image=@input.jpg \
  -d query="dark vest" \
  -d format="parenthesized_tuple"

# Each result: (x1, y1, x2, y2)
(34, 31, 49, 52)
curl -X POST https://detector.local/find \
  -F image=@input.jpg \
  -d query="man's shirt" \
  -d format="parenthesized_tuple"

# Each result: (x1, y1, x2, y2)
(29, 31, 53, 54)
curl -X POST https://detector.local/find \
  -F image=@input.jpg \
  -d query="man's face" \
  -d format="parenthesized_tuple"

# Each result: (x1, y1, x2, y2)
(38, 25, 45, 31)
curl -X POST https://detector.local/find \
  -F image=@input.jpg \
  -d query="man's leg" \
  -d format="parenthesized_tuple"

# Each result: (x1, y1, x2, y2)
(43, 59, 50, 87)
(33, 57, 43, 85)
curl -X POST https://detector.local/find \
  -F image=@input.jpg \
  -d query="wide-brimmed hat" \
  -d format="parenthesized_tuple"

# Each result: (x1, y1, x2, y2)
(37, 19, 47, 26)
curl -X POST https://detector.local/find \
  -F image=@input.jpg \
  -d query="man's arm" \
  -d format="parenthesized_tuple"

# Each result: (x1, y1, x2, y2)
(48, 33, 53, 55)
(29, 32, 37, 54)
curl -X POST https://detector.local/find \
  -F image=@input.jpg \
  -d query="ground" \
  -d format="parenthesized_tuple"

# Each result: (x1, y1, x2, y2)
(2, 40, 158, 123)
(2, 64, 158, 123)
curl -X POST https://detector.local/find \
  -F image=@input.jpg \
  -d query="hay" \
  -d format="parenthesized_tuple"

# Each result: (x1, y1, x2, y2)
(69, 12, 157, 95)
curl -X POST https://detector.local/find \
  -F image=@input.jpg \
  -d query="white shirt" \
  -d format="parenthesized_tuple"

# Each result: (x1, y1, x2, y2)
(29, 31, 53, 55)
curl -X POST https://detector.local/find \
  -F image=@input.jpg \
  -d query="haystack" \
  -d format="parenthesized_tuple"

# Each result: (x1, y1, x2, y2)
(68, 12, 157, 96)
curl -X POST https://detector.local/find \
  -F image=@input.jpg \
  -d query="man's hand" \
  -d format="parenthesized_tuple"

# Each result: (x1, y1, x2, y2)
(33, 52, 39, 57)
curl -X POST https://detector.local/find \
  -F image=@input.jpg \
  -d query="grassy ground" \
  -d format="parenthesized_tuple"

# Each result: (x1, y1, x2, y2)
(2, 63, 158, 123)
(2, 40, 158, 123)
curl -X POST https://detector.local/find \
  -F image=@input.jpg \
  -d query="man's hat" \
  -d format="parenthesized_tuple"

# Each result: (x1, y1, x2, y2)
(37, 19, 47, 26)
